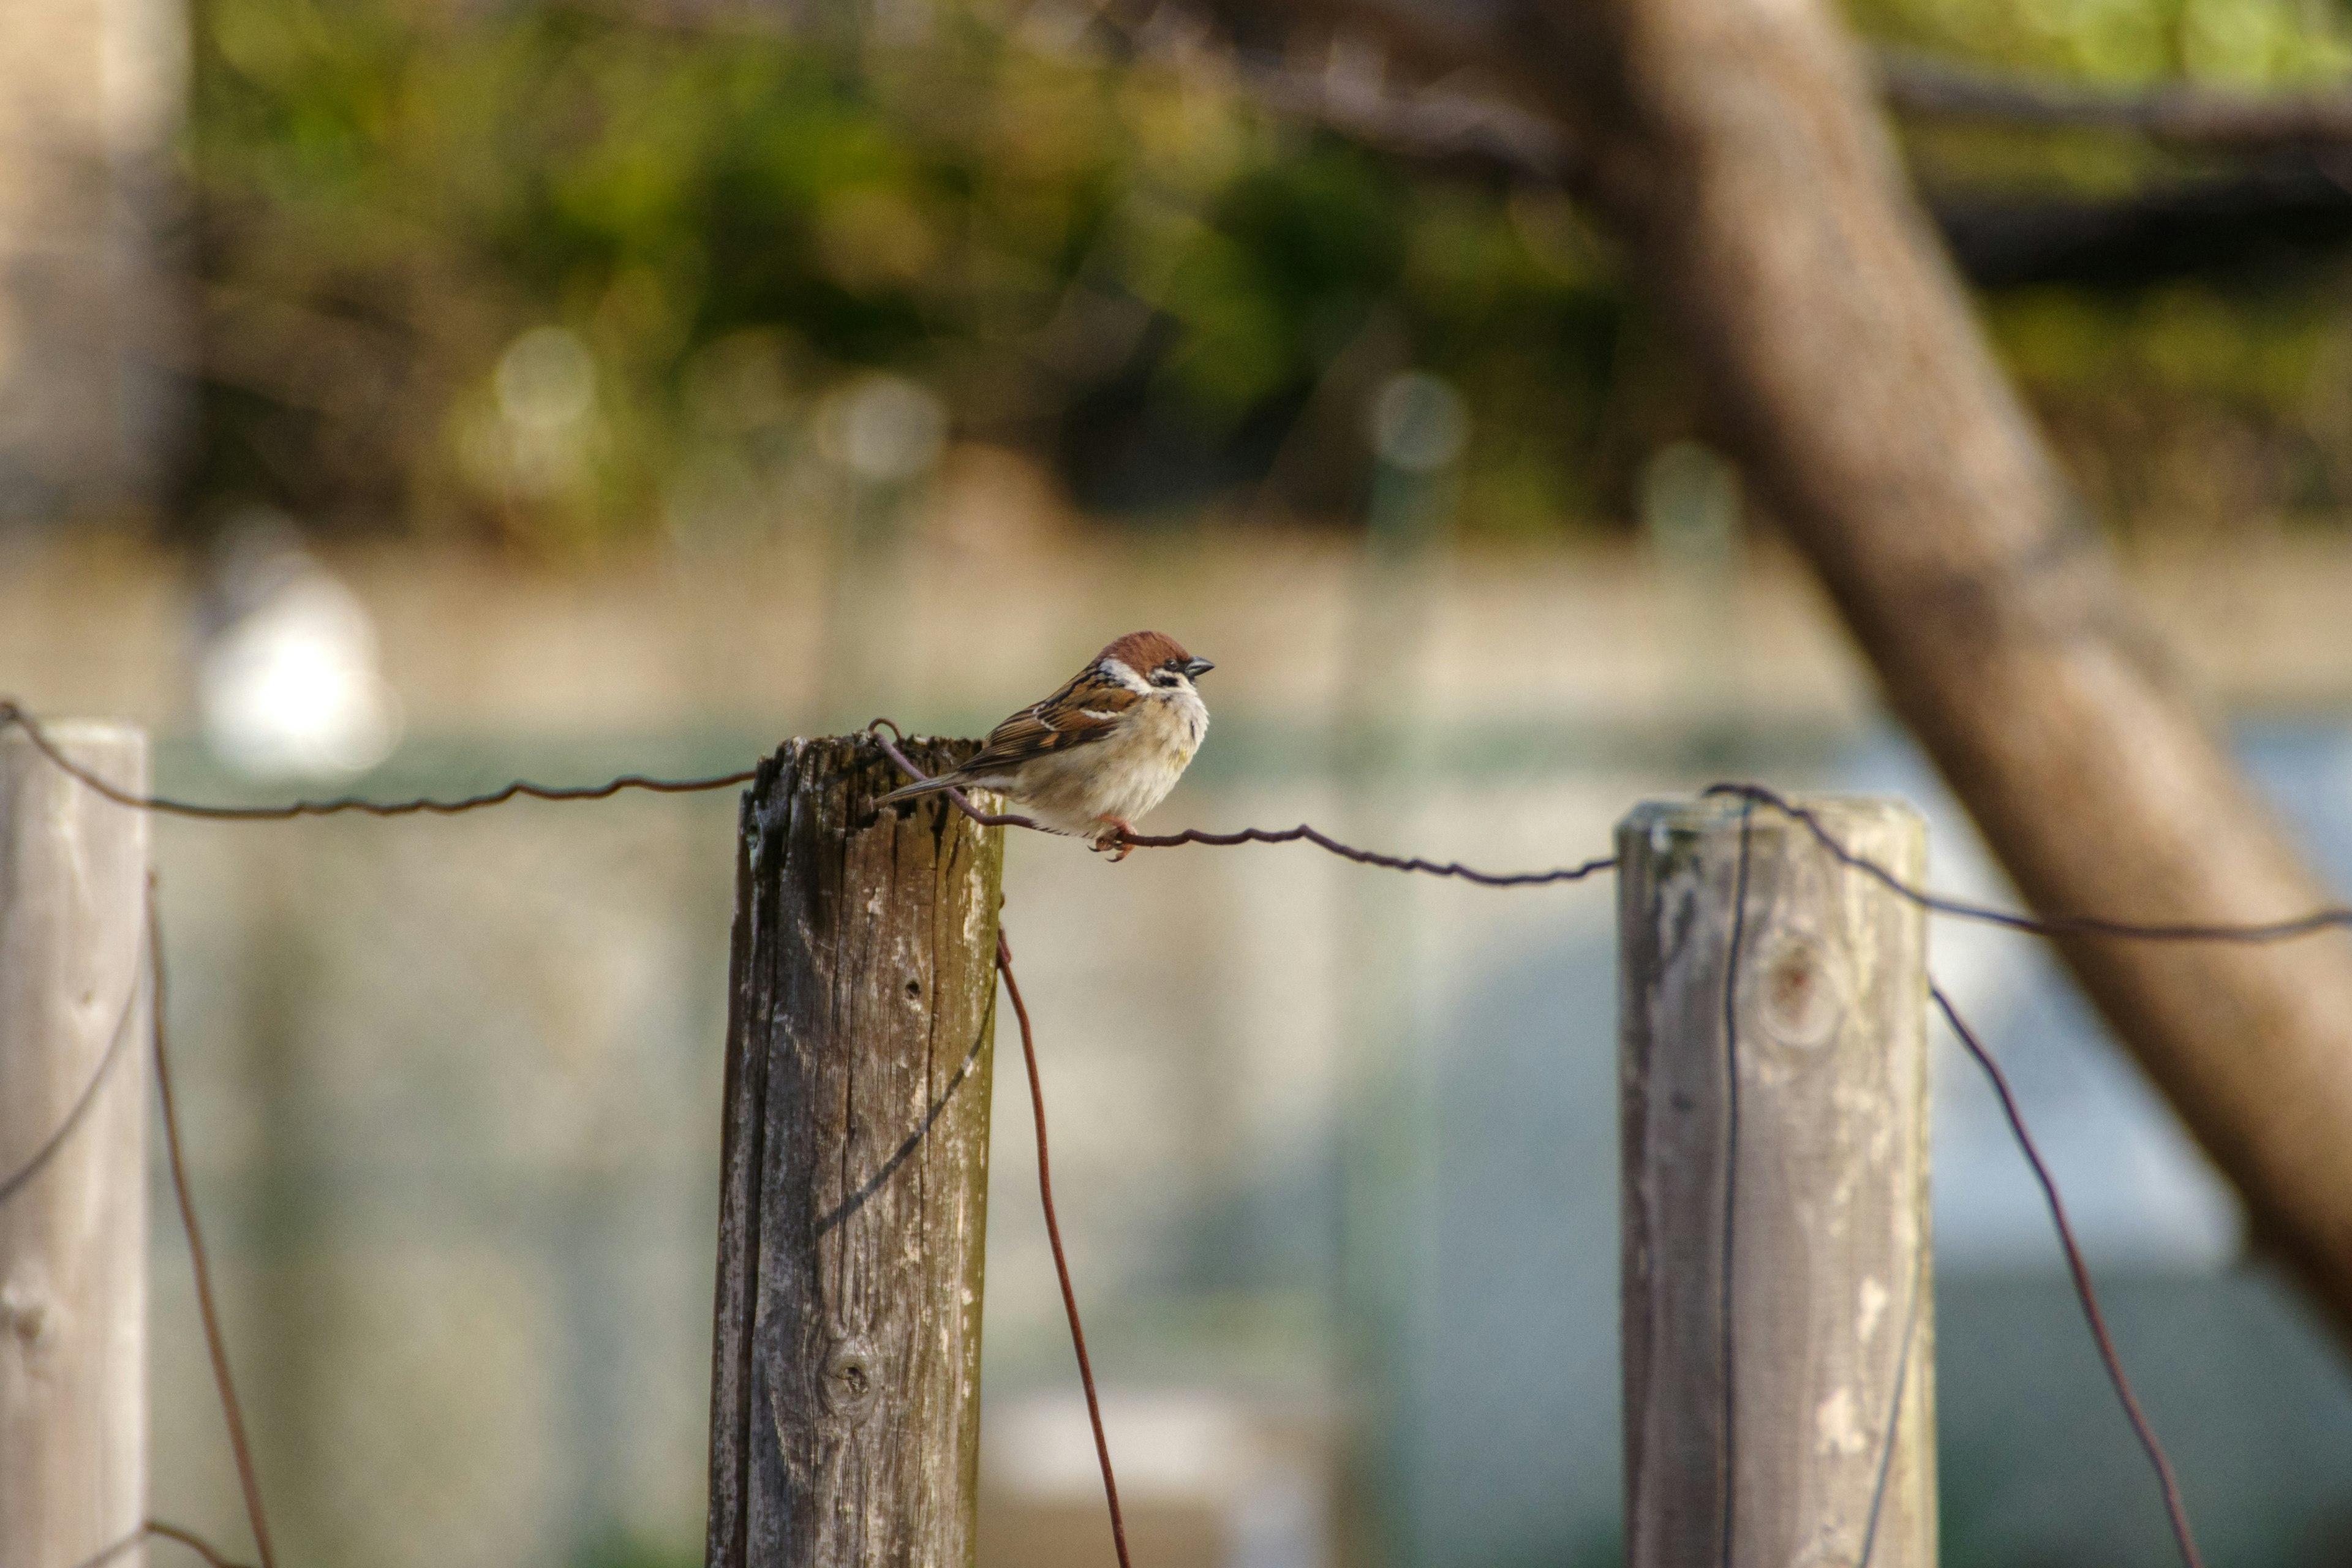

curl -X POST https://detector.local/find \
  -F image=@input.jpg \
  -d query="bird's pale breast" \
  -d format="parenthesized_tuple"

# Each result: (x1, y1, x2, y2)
(1003, 685, 1204, 834)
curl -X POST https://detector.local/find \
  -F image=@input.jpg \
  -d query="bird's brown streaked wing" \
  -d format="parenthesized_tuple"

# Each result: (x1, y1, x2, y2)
(958, 669, 1139, 775)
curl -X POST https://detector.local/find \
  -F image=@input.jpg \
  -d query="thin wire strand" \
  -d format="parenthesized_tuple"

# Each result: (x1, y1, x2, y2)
(148, 1521, 262, 1568)
(0, 952, 143, 1207)
(0, 701, 754, 819)
(66, 1519, 261, 1568)
(1705, 782, 2352, 943)
(1114, 820, 1618, 884)
(997, 928, 1133, 1568)
(1931, 982, 2206, 1568)
(1852, 1241, 1928, 1568)
(151, 894, 279, 1568)
(870, 721, 1616, 886)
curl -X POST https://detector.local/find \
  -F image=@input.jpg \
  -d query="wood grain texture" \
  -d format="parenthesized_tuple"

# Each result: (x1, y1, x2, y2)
(1, 724, 148, 1568)
(705, 735, 1003, 1568)
(1618, 796, 1932, 1568)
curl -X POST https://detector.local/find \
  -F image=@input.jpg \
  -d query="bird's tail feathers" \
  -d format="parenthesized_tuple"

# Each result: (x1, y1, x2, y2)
(876, 776, 959, 808)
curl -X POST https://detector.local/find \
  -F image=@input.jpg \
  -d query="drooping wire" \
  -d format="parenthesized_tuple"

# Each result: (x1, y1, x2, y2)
(0, 954, 143, 1208)
(997, 929, 1133, 1568)
(1932, 982, 2206, 1568)
(151, 892, 278, 1568)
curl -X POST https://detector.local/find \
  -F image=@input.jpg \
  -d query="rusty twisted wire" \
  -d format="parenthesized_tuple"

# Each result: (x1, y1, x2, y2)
(865, 718, 1618, 884)
(0, 700, 755, 819)
(149, 895, 277, 1568)
(998, 929, 1133, 1568)
(1931, 984, 2206, 1568)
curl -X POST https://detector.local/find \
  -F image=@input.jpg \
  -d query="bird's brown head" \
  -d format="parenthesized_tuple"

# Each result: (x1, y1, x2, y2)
(1099, 630, 1214, 685)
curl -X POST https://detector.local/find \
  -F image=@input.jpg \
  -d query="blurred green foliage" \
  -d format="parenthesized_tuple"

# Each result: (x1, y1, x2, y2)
(186, 0, 1632, 549)
(1852, 0, 2352, 85)
(184, 0, 2352, 550)
(1843, 0, 2352, 540)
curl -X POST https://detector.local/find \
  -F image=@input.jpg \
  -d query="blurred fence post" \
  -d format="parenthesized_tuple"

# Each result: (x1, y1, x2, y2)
(1616, 796, 1934, 1568)
(705, 734, 1003, 1568)
(1, 723, 149, 1568)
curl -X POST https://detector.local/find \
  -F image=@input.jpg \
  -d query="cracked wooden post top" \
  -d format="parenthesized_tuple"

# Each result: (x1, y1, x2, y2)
(705, 734, 1004, 1568)
(1616, 795, 1934, 1568)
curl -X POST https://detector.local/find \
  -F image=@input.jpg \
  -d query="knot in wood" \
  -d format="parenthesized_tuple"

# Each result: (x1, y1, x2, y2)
(1755, 933, 1845, 1050)
(0, 1278, 56, 1351)
(820, 1335, 882, 1420)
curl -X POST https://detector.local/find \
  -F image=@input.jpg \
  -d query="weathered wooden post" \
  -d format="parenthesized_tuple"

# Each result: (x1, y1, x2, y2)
(1616, 796, 1934, 1568)
(1, 723, 149, 1568)
(705, 735, 1003, 1568)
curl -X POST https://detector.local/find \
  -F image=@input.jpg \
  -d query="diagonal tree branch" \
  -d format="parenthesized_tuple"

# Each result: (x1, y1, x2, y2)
(1222, 0, 2352, 1344)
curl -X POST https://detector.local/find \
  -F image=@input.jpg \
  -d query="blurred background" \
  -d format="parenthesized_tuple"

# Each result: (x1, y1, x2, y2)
(6, 0, 2352, 1562)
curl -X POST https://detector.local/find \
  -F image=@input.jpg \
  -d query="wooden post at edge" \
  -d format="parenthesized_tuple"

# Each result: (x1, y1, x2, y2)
(1, 723, 149, 1568)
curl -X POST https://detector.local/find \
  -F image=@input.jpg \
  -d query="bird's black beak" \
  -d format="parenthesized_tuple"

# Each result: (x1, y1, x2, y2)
(1185, 657, 1215, 677)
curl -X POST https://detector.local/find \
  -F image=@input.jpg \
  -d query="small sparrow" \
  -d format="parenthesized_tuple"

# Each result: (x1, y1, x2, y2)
(880, 631, 1213, 856)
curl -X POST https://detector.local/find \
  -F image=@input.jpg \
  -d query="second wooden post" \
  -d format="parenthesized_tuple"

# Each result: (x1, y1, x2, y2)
(1616, 796, 1934, 1568)
(705, 735, 1004, 1568)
